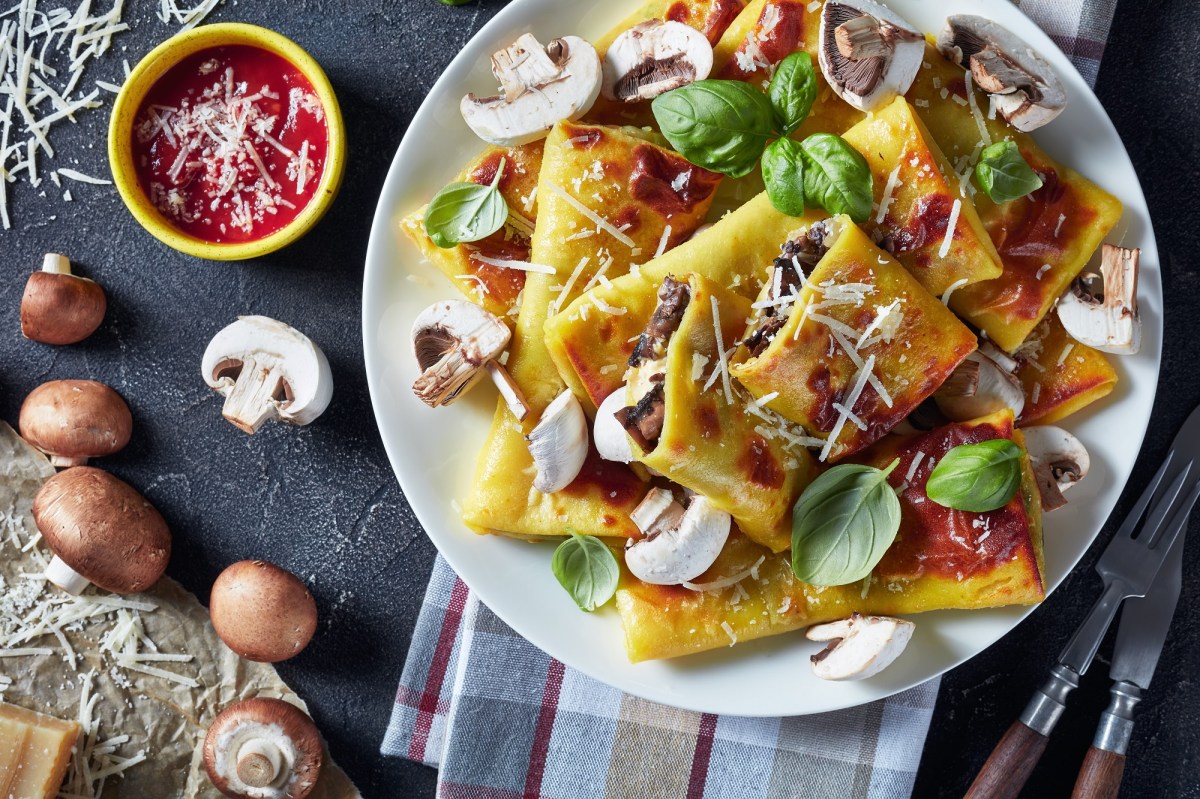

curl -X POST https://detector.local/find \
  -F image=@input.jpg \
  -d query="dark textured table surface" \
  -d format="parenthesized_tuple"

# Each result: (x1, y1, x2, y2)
(1, 1, 1196, 797)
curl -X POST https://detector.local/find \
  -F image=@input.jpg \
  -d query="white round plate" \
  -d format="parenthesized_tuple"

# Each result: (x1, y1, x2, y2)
(364, 0, 1161, 716)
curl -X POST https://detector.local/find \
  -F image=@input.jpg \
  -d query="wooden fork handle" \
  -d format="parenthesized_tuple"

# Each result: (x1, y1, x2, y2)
(1071, 747, 1126, 799)
(964, 720, 1049, 799)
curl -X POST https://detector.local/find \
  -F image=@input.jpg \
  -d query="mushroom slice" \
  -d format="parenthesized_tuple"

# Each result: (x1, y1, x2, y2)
(203, 697, 323, 799)
(625, 491, 731, 585)
(602, 19, 714, 103)
(934, 352, 1025, 422)
(806, 613, 915, 681)
(21, 253, 106, 345)
(411, 300, 530, 420)
(1022, 425, 1089, 512)
(818, 0, 924, 112)
(526, 389, 589, 493)
(202, 316, 333, 434)
(1057, 244, 1141, 355)
(461, 33, 602, 146)
(937, 15, 1067, 132)
(594, 388, 637, 463)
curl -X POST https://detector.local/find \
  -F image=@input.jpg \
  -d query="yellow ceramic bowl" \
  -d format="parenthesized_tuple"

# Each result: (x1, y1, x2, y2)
(108, 23, 346, 261)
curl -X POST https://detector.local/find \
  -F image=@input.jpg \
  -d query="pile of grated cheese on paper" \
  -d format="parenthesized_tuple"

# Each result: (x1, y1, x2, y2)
(0, 0, 225, 230)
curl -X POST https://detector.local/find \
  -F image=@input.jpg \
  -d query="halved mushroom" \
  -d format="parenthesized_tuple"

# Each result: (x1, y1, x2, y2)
(461, 33, 602, 146)
(203, 697, 322, 799)
(19, 379, 132, 467)
(202, 316, 333, 434)
(602, 19, 714, 103)
(594, 388, 636, 464)
(938, 15, 1067, 132)
(412, 300, 530, 421)
(818, 0, 924, 112)
(210, 560, 318, 663)
(526, 389, 589, 493)
(806, 613, 914, 681)
(21, 253, 107, 345)
(934, 352, 1025, 422)
(1022, 425, 1089, 512)
(1057, 244, 1141, 355)
(624, 489, 731, 585)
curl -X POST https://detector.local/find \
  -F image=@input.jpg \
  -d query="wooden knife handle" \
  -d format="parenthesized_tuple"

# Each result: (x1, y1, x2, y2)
(1071, 747, 1126, 799)
(963, 721, 1050, 799)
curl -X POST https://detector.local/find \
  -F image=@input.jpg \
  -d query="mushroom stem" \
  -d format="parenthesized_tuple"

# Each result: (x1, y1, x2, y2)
(42, 253, 71, 274)
(235, 737, 285, 788)
(485, 361, 531, 421)
(48, 454, 88, 468)
(220, 355, 288, 434)
(45, 555, 91, 595)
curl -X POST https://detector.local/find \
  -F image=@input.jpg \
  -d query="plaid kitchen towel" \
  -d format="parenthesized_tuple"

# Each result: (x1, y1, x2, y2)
(382, 1, 1117, 795)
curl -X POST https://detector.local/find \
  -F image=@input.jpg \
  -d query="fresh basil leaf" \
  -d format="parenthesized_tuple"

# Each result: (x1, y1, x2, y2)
(974, 140, 1043, 204)
(798, 133, 874, 223)
(423, 160, 509, 248)
(652, 80, 776, 178)
(926, 439, 1023, 512)
(769, 52, 817, 134)
(762, 137, 807, 216)
(552, 530, 619, 612)
(791, 459, 902, 587)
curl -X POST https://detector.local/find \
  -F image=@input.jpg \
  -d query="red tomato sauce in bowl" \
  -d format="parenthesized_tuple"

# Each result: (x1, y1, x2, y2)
(132, 45, 328, 244)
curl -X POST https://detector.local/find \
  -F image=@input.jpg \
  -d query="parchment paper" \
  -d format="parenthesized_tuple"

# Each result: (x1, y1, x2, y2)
(0, 422, 361, 799)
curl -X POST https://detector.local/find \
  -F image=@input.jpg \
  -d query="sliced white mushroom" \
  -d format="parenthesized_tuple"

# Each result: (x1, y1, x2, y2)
(412, 300, 531, 421)
(934, 352, 1025, 422)
(461, 33, 602, 146)
(602, 19, 713, 103)
(1057, 244, 1141, 355)
(527, 389, 589, 493)
(1022, 425, 1089, 512)
(201, 316, 333, 434)
(594, 388, 636, 463)
(624, 491, 731, 585)
(806, 613, 915, 681)
(818, 0, 924, 112)
(938, 15, 1067, 132)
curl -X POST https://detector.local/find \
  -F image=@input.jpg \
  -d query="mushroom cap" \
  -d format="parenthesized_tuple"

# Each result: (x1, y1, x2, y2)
(32, 467, 171, 594)
(806, 613, 914, 681)
(19, 380, 132, 462)
(526, 389, 589, 494)
(411, 300, 511, 408)
(602, 19, 714, 103)
(934, 352, 1025, 422)
(21, 270, 106, 345)
(1056, 244, 1141, 355)
(624, 494, 731, 585)
(203, 697, 323, 799)
(593, 388, 636, 464)
(818, 0, 924, 112)
(210, 560, 318, 663)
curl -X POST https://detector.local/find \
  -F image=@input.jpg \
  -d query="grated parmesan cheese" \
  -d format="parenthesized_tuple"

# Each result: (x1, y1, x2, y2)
(548, 184, 635, 247)
(939, 199, 962, 258)
(1035, 263, 1051, 280)
(471, 254, 556, 274)
(1057, 343, 1075, 366)
(875, 164, 902, 224)
(963, 68, 993, 147)
(654, 224, 671, 258)
(820, 353, 875, 461)
(1031, 383, 1041, 404)
(941, 276, 968, 305)
(709, 294, 733, 405)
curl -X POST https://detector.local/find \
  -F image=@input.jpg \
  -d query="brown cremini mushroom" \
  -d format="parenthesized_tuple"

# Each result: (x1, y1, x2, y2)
(33, 467, 171, 595)
(21, 253, 106, 345)
(19, 379, 132, 467)
(203, 697, 323, 799)
(818, 0, 924, 112)
(210, 561, 318, 663)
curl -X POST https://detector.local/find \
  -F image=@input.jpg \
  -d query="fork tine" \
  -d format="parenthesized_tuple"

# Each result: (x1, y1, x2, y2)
(1132, 461, 1193, 544)
(1148, 473, 1200, 553)
(1114, 451, 1178, 541)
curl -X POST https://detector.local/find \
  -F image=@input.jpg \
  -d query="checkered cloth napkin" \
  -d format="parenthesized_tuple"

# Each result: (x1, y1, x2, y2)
(381, 3, 1117, 795)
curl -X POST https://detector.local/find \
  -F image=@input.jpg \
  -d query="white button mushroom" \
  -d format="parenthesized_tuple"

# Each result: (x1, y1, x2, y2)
(806, 613, 915, 681)
(203, 697, 323, 799)
(201, 316, 333, 434)
(934, 351, 1025, 422)
(461, 33, 602, 146)
(1056, 244, 1141, 355)
(526, 389, 589, 494)
(624, 489, 731, 585)
(21, 253, 107, 345)
(593, 388, 636, 464)
(19, 379, 132, 467)
(412, 300, 531, 421)
(938, 15, 1068, 132)
(1021, 425, 1090, 512)
(602, 20, 714, 103)
(818, 0, 925, 112)
(209, 560, 318, 663)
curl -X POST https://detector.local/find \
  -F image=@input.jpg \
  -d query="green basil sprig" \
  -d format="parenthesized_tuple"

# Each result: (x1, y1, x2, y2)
(926, 439, 1023, 512)
(552, 529, 620, 612)
(974, 140, 1043, 204)
(652, 54, 872, 221)
(791, 459, 902, 587)
(423, 158, 509, 248)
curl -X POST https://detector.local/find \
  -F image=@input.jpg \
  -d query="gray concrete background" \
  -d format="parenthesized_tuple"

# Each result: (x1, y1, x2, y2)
(0, 1, 1195, 797)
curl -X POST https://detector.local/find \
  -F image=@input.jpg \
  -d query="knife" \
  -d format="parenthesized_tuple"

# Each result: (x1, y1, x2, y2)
(1070, 532, 1186, 799)
(965, 402, 1200, 799)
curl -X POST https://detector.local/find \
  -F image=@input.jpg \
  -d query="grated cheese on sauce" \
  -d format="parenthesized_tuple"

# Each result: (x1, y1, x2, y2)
(875, 164, 902, 224)
(939, 199, 962, 258)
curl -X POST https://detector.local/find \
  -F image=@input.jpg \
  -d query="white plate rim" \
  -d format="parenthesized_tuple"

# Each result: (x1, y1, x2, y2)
(363, 0, 1162, 716)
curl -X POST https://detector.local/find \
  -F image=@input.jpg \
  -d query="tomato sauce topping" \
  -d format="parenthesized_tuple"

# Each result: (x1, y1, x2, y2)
(133, 45, 329, 243)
